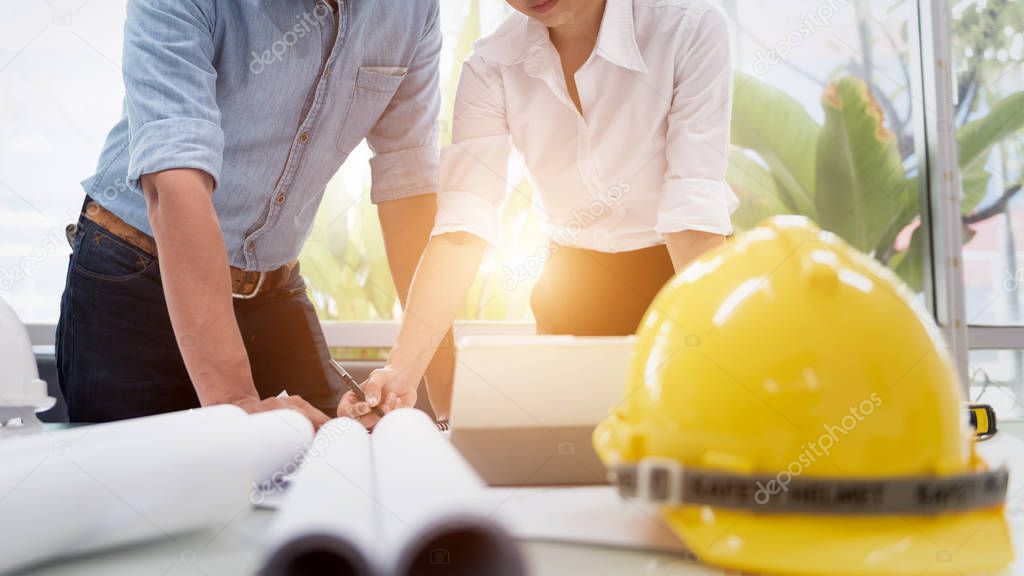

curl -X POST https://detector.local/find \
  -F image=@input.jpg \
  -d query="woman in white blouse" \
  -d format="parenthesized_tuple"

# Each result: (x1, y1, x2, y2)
(341, 0, 738, 422)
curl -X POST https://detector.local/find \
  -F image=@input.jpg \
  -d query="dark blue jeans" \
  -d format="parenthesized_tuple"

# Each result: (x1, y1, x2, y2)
(55, 214, 341, 423)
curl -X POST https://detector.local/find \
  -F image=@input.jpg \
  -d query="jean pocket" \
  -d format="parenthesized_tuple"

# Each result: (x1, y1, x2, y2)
(74, 226, 157, 282)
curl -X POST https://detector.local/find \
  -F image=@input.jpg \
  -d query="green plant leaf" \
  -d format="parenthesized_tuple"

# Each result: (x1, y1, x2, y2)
(299, 181, 352, 320)
(355, 194, 396, 319)
(726, 149, 789, 230)
(731, 71, 820, 217)
(957, 91, 1024, 172)
(814, 77, 908, 254)
(961, 161, 992, 215)
(891, 224, 924, 292)
(873, 176, 921, 265)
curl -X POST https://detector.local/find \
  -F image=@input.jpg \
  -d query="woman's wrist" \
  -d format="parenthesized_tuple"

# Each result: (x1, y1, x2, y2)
(386, 343, 432, 391)
(389, 320, 445, 378)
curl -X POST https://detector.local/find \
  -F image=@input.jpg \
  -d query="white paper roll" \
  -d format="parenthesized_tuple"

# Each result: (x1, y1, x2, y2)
(261, 410, 525, 576)
(240, 408, 317, 489)
(371, 409, 524, 576)
(0, 408, 312, 574)
(0, 405, 246, 460)
(262, 418, 376, 576)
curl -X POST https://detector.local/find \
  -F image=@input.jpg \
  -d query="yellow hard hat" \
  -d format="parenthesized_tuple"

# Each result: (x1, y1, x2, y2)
(593, 216, 1012, 576)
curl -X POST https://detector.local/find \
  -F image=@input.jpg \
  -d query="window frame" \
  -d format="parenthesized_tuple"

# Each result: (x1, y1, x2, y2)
(916, 0, 1024, 398)
(915, 0, 972, 390)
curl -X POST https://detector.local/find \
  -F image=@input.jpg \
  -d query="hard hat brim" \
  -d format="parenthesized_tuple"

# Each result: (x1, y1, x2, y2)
(667, 504, 1013, 576)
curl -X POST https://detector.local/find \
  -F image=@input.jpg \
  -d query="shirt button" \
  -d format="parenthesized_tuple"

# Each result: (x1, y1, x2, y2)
(276, 194, 286, 205)
(299, 132, 310, 143)
(246, 240, 255, 252)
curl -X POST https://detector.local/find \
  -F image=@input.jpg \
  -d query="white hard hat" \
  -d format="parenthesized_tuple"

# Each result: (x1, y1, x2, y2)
(0, 295, 55, 429)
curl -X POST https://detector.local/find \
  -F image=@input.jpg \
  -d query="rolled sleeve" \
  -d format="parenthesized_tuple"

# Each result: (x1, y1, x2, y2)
(122, 0, 222, 194)
(431, 52, 511, 246)
(366, 1, 442, 203)
(433, 133, 511, 247)
(369, 145, 439, 202)
(660, 6, 737, 236)
(432, 189, 503, 247)
(656, 178, 738, 235)
(126, 118, 224, 193)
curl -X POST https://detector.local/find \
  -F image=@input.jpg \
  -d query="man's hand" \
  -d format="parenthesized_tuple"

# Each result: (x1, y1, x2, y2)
(236, 396, 330, 429)
(337, 366, 415, 428)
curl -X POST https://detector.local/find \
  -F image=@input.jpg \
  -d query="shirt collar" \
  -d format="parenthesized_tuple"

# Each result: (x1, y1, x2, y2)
(592, 0, 648, 73)
(476, 0, 647, 74)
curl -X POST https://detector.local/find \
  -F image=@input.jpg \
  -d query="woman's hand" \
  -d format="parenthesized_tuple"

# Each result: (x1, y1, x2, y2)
(339, 232, 486, 429)
(337, 366, 417, 428)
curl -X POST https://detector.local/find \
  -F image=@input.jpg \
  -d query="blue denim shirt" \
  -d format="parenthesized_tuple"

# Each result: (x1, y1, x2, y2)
(82, 0, 440, 271)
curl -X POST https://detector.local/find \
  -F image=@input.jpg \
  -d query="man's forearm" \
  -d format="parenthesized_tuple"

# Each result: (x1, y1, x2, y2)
(377, 194, 438, 305)
(664, 230, 726, 272)
(142, 169, 258, 406)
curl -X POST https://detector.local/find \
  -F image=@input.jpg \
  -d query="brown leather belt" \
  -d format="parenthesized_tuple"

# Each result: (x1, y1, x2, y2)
(83, 201, 297, 299)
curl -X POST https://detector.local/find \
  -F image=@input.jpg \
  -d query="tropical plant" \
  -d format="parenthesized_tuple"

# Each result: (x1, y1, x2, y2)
(727, 70, 1024, 291)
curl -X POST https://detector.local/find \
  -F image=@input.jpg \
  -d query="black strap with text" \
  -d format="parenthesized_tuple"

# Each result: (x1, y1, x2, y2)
(611, 461, 1008, 515)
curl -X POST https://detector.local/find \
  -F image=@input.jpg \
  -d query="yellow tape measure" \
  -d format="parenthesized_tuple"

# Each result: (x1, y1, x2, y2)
(968, 404, 997, 441)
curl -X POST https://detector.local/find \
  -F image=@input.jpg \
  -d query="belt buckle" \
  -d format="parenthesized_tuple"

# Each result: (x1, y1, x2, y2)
(232, 270, 266, 300)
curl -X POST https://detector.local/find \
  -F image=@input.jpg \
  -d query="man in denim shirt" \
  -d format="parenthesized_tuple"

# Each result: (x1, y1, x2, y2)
(55, 0, 445, 426)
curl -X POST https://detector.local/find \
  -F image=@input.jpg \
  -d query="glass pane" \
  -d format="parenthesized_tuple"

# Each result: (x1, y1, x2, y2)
(970, 349, 1024, 419)
(952, 1, 1024, 326)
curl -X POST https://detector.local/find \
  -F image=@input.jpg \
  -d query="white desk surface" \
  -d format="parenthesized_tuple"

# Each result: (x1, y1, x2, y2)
(15, 433, 1024, 576)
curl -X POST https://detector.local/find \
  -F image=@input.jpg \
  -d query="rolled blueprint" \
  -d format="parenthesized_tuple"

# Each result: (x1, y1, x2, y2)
(262, 409, 525, 576)
(261, 418, 376, 576)
(0, 404, 245, 456)
(372, 409, 524, 576)
(0, 409, 313, 574)
(0, 405, 308, 486)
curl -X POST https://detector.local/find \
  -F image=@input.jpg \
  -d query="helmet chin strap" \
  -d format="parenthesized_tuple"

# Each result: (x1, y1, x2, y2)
(610, 458, 1009, 515)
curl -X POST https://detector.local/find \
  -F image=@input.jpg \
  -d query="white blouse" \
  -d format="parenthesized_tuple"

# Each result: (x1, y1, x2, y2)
(432, 0, 738, 252)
